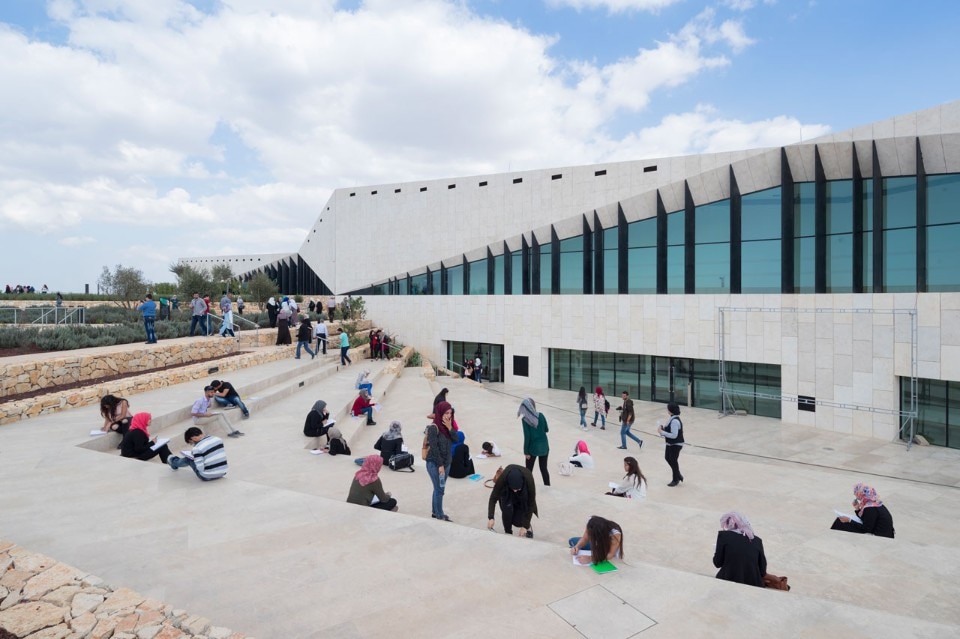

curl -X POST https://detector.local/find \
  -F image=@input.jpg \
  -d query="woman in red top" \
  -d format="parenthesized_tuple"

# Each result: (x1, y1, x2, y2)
(351, 389, 377, 426)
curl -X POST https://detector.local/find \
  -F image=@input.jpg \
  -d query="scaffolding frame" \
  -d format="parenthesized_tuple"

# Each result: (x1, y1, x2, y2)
(717, 306, 918, 450)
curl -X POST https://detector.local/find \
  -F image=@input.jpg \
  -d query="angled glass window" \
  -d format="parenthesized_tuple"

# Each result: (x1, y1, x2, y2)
(666, 210, 685, 294)
(862, 181, 874, 292)
(397, 278, 408, 295)
(882, 176, 916, 292)
(627, 217, 656, 294)
(430, 270, 440, 295)
(469, 258, 487, 295)
(559, 236, 583, 294)
(410, 273, 427, 295)
(511, 251, 524, 295)
(493, 254, 505, 295)
(695, 200, 730, 293)
(446, 264, 463, 295)
(539, 242, 552, 293)
(927, 173, 960, 292)
(740, 187, 781, 294)
(825, 180, 854, 293)
(602, 226, 619, 294)
(793, 182, 815, 293)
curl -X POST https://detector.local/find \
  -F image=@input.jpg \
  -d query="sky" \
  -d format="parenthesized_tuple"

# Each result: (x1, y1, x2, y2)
(0, 0, 957, 293)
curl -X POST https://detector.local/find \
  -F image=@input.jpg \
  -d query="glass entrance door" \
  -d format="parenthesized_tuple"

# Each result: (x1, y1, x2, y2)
(652, 357, 689, 405)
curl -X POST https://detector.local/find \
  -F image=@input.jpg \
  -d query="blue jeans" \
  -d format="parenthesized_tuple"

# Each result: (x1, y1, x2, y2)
(169, 456, 217, 481)
(214, 395, 249, 417)
(620, 423, 643, 447)
(568, 537, 592, 550)
(340, 346, 352, 365)
(425, 460, 447, 518)
(357, 406, 374, 423)
(143, 316, 156, 343)
(189, 315, 204, 336)
(296, 341, 315, 359)
(358, 382, 373, 394)
(593, 411, 606, 428)
(579, 407, 587, 427)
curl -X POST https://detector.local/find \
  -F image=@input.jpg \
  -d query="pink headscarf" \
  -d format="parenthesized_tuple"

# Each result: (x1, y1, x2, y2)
(720, 511, 756, 540)
(354, 455, 383, 487)
(576, 440, 590, 455)
(854, 483, 883, 510)
(129, 412, 151, 437)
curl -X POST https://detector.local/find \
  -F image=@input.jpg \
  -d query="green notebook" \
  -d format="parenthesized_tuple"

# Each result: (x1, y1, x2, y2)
(592, 560, 618, 574)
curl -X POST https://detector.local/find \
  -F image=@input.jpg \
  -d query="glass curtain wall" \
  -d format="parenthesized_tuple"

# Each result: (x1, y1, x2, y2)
(926, 174, 960, 291)
(627, 217, 657, 294)
(794, 182, 816, 293)
(694, 200, 730, 293)
(740, 187, 782, 293)
(825, 180, 854, 292)
(510, 250, 524, 295)
(448, 341, 504, 382)
(666, 211, 685, 294)
(446, 265, 463, 295)
(861, 181, 874, 292)
(410, 273, 428, 295)
(602, 226, 618, 294)
(904, 377, 960, 449)
(559, 237, 583, 294)
(882, 176, 917, 291)
(539, 242, 552, 293)
(469, 257, 488, 295)
(493, 254, 505, 294)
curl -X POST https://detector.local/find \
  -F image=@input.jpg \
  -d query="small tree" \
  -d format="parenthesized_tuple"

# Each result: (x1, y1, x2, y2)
(170, 263, 215, 302)
(211, 263, 236, 294)
(98, 264, 151, 307)
(247, 271, 279, 305)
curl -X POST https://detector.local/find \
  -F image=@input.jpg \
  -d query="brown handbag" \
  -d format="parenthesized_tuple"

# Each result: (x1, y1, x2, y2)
(483, 466, 505, 488)
(762, 573, 791, 591)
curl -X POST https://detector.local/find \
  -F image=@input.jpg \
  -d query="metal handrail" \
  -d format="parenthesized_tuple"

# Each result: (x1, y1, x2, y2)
(206, 313, 260, 347)
(30, 306, 85, 325)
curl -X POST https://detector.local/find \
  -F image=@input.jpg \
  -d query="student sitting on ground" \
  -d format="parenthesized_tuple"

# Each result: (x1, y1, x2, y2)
(478, 441, 501, 458)
(448, 430, 476, 478)
(168, 427, 228, 481)
(606, 456, 647, 499)
(347, 455, 398, 511)
(326, 426, 351, 456)
(100, 394, 132, 435)
(373, 421, 404, 464)
(303, 400, 333, 450)
(569, 516, 624, 565)
(569, 440, 594, 469)
(351, 389, 377, 426)
(830, 482, 895, 538)
(713, 511, 767, 587)
(120, 413, 172, 464)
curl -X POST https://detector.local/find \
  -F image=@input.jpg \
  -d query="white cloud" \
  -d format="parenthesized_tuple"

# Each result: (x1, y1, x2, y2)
(0, 0, 829, 288)
(545, 0, 681, 13)
(59, 235, 96, 246)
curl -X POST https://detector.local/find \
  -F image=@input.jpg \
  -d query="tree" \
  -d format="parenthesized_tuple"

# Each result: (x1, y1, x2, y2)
(211, 263, 236, 294)
(170, 263, 214, 301)
(98, 264, 150, 307)
(247, 271, 279, 305)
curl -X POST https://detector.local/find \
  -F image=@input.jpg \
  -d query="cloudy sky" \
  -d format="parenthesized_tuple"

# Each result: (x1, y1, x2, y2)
(1, 0, 957, 293)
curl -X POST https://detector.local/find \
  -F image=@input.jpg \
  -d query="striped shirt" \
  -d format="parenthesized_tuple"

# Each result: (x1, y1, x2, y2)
(191, 435, 228, 480)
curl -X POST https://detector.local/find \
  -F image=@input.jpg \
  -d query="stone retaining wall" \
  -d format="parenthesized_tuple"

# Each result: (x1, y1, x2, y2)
(0, 540, 252, 639)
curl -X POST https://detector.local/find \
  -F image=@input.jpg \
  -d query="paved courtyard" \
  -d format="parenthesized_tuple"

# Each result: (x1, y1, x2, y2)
(1, 338, 959, 638)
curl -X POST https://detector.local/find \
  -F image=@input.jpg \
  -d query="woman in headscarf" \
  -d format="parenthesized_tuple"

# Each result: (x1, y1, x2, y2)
(275, 302, 292, 345)
(423, 400, 455, 521)
(591, 386, 608, 429)
(266, 296, 278, 328)
(830, 483, 895, 538)
(569, 516, 623, 565)
(713, 511, 767, 587)
(374, 421, 404, 464)
(448, 430, 475, 479)
(487, 464, 538, 537)
(326, 426, 351, 456)
(432, 387, 449, 409)
(303, 400, 332, 451)
(519, 397, 550, 486)
(119, 412, 171, 464)
(569, 440, 594, 469)
(346, 455, 398, 511)
(351, 388, 377, 426)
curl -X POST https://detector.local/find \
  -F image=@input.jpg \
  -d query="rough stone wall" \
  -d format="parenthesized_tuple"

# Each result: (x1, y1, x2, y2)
(0, 540, 251, 639)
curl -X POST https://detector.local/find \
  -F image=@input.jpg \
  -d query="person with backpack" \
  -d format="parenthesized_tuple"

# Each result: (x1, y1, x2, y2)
(591, 386, 608, 430)
(374, 421, 404, 464)
(658, 402, 685, 486)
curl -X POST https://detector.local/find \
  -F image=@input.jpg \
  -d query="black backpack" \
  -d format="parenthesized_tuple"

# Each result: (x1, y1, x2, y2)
(604, 399, 610, 412)
(388, 452, 415, 472)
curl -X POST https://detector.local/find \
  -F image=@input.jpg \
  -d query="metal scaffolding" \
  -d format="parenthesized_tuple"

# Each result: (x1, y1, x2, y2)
(717, 306, 919, 449)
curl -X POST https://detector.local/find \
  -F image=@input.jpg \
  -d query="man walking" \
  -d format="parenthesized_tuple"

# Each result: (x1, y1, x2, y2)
(137, 293, 158, 344)
(339, 328, 352, 366)
(314, 317, 328, 354)
(192, 385, 245, 437)
(168, 427, 229, 481)
(210, 379, 250, 419)
(327, 295, 337, 321)
(189, 292, 206, 336)
(616, 390, 643, 450)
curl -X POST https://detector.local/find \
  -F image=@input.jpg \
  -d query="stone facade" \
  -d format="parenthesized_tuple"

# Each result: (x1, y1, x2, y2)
(0, 540, 251, 639)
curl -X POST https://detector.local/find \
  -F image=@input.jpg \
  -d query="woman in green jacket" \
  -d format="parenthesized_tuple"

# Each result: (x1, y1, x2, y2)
(519, 397, 550, 486)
